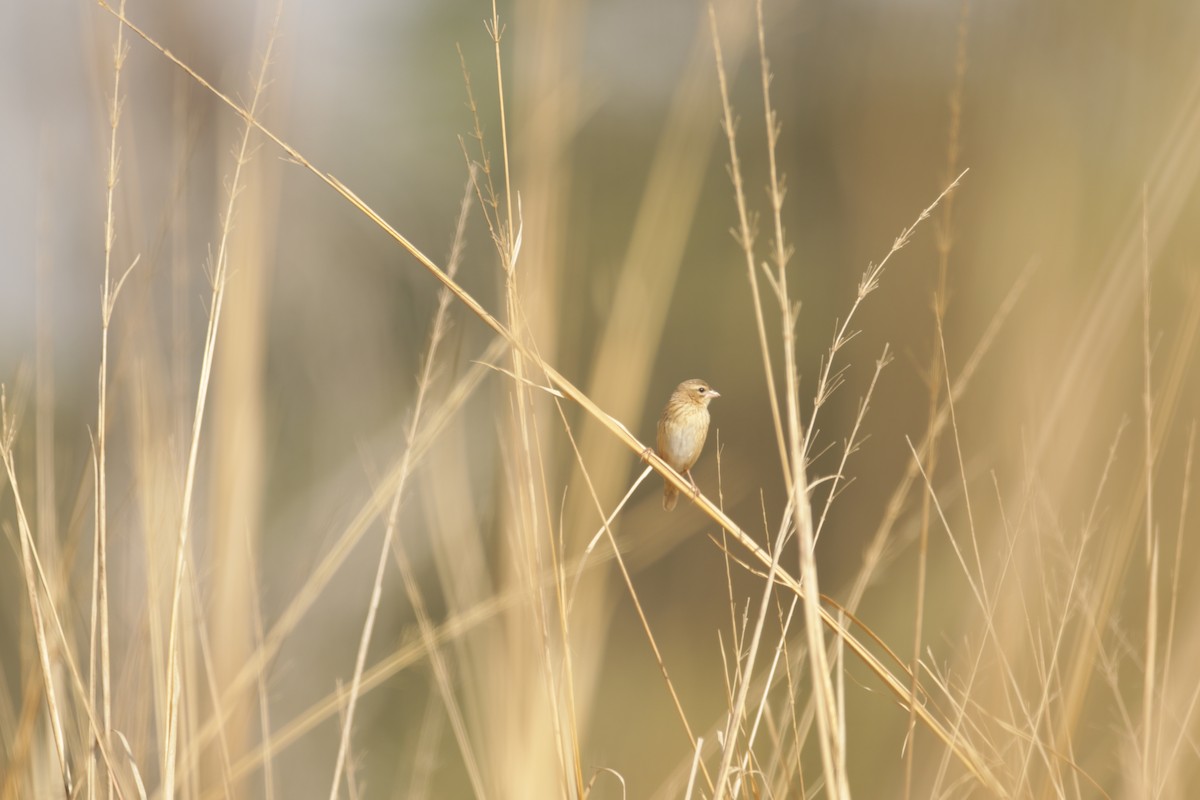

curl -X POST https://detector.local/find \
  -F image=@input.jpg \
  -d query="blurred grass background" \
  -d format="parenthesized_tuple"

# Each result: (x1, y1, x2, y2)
(2, 0, 1199, 797)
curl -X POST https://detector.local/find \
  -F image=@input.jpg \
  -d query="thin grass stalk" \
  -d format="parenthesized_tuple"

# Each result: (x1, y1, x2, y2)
(124, 359, 171, 782)
(182, 573, 203, 800)
(1032, 181, 1196, 796)
(2, 396, 133, 794)
(850, 255, 1031, 598)
(905, 443, 1024, 790)
(1035, 63, 1200, 784)
(97, 5, 737, 542)
(714, 630, 741, 789)
(565, 466, 653, 613)
(709, 4, 791, 491)
(782, 146, 969, 800)
(1033, 77, 1200, 788)
(485, 4, 574, 795)
(805, 346, 891, 790)
(1, 405, 72, 796)
(549, 387, 715, 794)
(187, 568, 236, 796)
(244, 540, 275, 800)
(907, 7, 969, 795)
(762, 598, 807, 795)
(755, 235, 841, 790)
(327, 174, 485, 799)
(1001, 426, 1131, 799)
(214, 529, 623, 797)
(564, 5, 747, 588)
(177, 341, 506, 789)
(1137, 187, 1159, 799)
(923, 325, 1012, 783)
(739, 596, 798, 779)
(932, 463, 1038, 795)
(715, 458, 754, 791)
(813, 348, 891, 545)
(100, 9, 1004, 791)
(505, 312, 597, 797)
(94, 3, 133, 793)
(908, 391, 937, 800)
(330, 681, 360, 800)
(503, 305, 584, 798)
(1133, 273, 1200, 794)
(1005, 439, 1119, 794)
(527, 404, 584, 799)
(29, 186, 61, 800)
(747, 8, 856, 787)
(710, 503, 796, 796)
(710, 4, 846, 792)
(684, 736, 706, 800)
(389, 528, 491, 797)
(1154, 422, 1194, 794)
(160, 7, 281, 796)
(488, 0, 514, 247)
(801, 171, 966, 468)
(407, 693, 445, 800)
(209, 590, 522, 797)
(939, 323, 986, 612)
(718, 443, 746, 687)
(0, 645, 40, 797)
(212, 480, 1006, 798)
(457, 48, 503, 256)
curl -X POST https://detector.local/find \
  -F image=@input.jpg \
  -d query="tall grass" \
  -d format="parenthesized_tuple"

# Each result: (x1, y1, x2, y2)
(2, 0, 1199, 798)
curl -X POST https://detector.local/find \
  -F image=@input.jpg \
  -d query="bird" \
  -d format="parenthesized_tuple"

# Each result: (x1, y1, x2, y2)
(655, 379, 720, 511)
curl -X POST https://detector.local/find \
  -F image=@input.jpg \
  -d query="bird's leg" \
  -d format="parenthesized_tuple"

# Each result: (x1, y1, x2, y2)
(685, 470, 700, 499)
(640, 446, 655, 463)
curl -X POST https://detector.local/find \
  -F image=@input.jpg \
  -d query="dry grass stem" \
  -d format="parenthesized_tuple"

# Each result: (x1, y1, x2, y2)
(327, 173, 483, 799)
(160, 8, 283, 795)
(44, 4, 1003, 783)
(5, 4, 1194, 798)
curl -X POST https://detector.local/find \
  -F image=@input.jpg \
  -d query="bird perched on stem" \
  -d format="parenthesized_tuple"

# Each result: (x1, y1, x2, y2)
(655, 379, 720, 511)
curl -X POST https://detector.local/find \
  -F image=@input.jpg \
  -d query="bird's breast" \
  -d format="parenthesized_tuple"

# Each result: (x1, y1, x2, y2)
(659, 408, 710, 470)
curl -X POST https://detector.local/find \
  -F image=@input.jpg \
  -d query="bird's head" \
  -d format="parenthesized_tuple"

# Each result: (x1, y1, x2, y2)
(676, 378, 720, 407)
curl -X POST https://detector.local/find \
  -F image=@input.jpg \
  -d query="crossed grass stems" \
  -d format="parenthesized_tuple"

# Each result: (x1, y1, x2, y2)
(10, 1, 1165, 797)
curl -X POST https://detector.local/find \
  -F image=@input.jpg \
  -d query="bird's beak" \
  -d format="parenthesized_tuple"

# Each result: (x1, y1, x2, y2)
(708, 388, 721, 398)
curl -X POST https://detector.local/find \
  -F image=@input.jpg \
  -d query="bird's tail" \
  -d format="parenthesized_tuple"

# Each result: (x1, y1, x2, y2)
(663, 482, 678, 511)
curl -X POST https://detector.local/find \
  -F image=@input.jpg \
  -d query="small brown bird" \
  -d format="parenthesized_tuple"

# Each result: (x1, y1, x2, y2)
(656, 379, 720, 511)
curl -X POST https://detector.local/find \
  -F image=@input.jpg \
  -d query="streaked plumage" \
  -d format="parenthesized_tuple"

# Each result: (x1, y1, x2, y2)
(656, 379, 720, 511)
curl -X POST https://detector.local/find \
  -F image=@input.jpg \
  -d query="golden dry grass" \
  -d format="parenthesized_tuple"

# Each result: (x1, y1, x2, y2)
(2, 1, 1200, 798)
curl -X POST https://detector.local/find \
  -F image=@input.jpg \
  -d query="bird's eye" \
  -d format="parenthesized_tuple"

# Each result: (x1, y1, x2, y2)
(698, 387, 706, 394)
